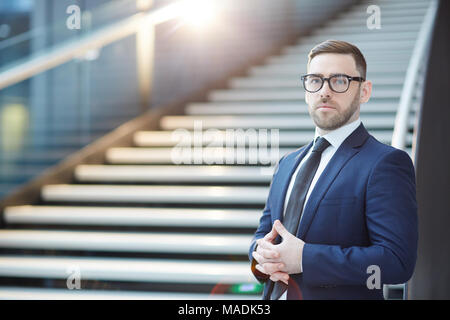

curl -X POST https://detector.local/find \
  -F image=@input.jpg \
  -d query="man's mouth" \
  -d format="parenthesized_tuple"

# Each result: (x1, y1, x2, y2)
(317, 105, 335, 109)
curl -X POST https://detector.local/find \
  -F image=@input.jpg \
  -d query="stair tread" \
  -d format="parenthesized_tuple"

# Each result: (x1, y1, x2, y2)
(268, 53, 412, 64)
(75, 165, 274, 183)
(250, 64, 408, 74)
(186, 101, 406, 112)
(0, 229, 252, 254)
(133, 131, 303, 147)
(41, 184, 269, 204)
(4, 205, 261, 227)
(0, 287, 260, 300)
(160, 114, 415, 129)
(0, 256, 256, 283)
(208, 89, 401, 101)
(229, 77, 405, 88)
(134, 130, 413, 146)
(106, 147, 292, 165)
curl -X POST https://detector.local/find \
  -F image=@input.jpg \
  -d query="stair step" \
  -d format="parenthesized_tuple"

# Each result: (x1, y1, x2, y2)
(0, 230, 252, 254)
(0, 256, 256, 284)
(333, 12, 424, 21)
(314, 24, 421, 35)
(0, 287, 260, 300)
(208, 89, 401, 101)
(292, 38, 415, 49)
(342, 6, 427, 18)
(250, 63, 408, 75)
(75, 165, 273, 183)
(350, 1, 428, 10)
(41, 185, 269, 204)
(186, 102, 403, 115)
(160, 115, 415, 130)
(342, 8, 426, 19)
(300, 32, 419, 44)
(283, 45, 414, 55)
(249, 67, 407, 77)
(106, 146, 411, 162)
(330, 16, 423, 27)
(106, 147, 292, 165)
(268, 52, 412, 64)
(4, 206, 260, 228)
(229, 77, 405, 88)
(133, 130, 306, 147)
(134, 130, 412, 147)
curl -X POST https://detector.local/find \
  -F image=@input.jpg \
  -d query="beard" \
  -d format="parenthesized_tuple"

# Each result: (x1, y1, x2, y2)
(309, 91, 360, 131)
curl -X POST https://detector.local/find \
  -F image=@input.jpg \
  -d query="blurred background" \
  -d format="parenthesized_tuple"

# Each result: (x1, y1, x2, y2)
(0, 0, 448, 300)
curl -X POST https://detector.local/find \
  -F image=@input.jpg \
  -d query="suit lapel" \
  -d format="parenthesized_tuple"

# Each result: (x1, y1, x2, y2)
(297, 123, 370, 239)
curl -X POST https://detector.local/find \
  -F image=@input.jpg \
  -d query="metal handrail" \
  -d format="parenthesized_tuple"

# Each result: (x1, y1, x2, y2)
(391, 0, 439, 151)
(0, 0, 184, 91)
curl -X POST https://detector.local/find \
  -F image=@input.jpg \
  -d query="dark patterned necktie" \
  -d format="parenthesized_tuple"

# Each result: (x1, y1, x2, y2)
(270, 136, 330, 300)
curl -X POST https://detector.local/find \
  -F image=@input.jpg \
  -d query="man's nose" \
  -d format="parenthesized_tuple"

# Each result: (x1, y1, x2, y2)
(319, 79, 333, 97)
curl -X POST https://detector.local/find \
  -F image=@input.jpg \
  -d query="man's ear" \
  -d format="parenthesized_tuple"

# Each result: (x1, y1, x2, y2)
(360, 80, 372, 104)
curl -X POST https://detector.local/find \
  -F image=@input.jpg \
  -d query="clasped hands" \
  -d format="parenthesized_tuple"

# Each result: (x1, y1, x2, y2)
(252, 220, 305, 285)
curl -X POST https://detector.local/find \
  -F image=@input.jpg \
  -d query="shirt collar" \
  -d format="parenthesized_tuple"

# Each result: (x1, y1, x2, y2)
(313, 117, 361, 150)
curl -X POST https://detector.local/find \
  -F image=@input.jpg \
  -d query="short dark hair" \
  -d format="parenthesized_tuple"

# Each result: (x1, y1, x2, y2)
(308, 40, 367, 79)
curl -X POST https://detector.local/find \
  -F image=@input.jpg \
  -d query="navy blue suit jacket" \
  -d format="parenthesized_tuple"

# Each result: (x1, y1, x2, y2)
(249, 123, 418, 300)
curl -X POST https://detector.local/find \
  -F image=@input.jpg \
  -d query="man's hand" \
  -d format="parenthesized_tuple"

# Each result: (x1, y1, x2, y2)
(252, 221, 289, 285)
(252, 220, 305, 283)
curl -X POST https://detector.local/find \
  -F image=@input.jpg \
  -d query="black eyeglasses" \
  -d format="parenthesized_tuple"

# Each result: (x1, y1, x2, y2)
(301, 74, 365, 93)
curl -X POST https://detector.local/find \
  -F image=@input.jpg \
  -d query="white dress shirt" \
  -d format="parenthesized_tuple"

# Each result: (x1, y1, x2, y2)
(278, 117, 361, 299)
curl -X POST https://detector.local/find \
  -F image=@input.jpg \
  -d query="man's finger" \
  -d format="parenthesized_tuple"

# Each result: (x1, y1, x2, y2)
(264, 226, 278, 242)
(252, 250, 269, 265)
(258, 246, 280, 260)
(273, 220, 291, 239)
(252, 250, 262, 264)
(257, 238, 277, 251)
(270, 272, 289, 284)
(255, 263, 268, 275)
(253, 249, 279, 265)
(270, 272, 289, 285)
(262, 262, 285, 275)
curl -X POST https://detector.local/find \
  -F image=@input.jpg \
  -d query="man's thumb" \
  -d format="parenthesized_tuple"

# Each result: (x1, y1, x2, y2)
(273, 220, 290, 238)
(264, 224, 278, 241)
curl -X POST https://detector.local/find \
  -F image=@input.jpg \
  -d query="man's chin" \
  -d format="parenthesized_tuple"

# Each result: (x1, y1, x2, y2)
(313, 117, 342, 131)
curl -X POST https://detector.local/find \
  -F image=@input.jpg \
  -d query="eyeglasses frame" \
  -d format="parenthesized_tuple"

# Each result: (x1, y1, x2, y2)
(300, 73, 365, 93)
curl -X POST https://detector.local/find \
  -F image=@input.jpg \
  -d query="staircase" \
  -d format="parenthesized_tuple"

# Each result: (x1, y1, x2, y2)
(0, 0, 429, 299)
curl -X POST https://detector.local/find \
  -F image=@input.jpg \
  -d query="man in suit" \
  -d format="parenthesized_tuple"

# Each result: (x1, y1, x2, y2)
(249, 40, 418, 300)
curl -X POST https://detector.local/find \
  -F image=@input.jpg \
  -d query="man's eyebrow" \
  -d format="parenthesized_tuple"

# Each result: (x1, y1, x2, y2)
(311, 73, 346, 77)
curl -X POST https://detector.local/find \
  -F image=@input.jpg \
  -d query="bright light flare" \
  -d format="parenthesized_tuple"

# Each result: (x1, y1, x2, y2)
(180, 0, 218, 28)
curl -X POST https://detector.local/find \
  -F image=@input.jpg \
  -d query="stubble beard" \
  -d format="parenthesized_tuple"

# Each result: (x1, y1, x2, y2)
(309, 92, 360, 131)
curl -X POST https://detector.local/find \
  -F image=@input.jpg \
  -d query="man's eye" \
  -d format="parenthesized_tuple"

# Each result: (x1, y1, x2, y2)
(333, 78, 346, 85)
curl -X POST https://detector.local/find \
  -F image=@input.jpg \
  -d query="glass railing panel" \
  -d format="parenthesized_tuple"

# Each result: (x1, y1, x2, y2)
(0, 33, 141, 199)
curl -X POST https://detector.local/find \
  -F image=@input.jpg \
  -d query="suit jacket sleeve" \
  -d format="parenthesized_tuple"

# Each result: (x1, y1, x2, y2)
(249, 154, 286, 283)
(301, 148, 418, 287)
